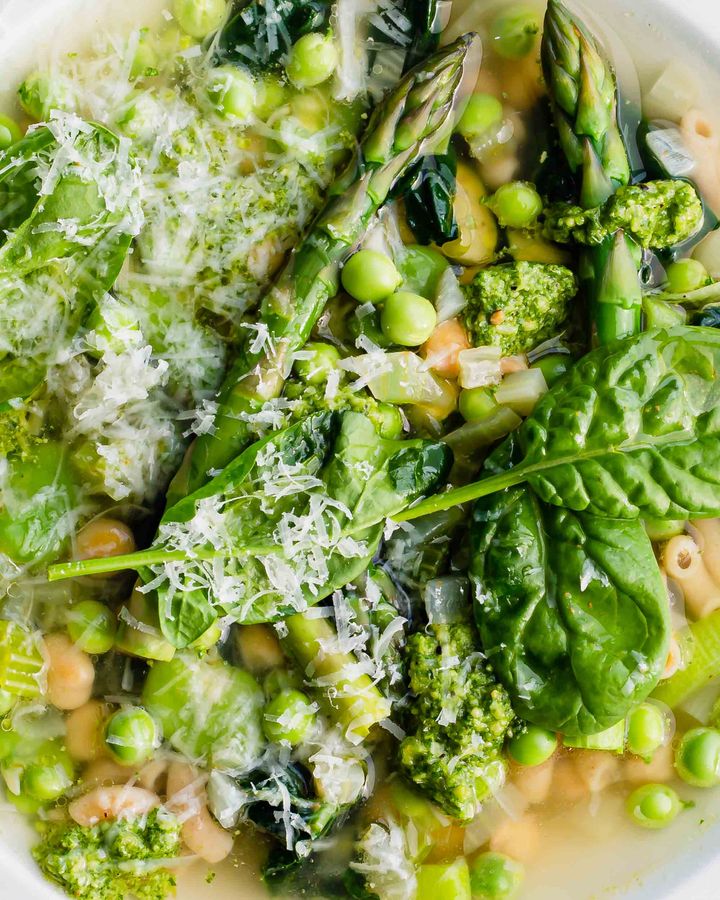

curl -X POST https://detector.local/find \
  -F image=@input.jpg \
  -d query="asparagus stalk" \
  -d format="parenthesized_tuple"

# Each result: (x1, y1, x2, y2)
(169, 34, 481, 502)
(541, 0, 638, 343)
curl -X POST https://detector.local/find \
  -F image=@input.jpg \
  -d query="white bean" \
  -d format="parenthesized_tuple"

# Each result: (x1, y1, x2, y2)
(166, 762, 234, 864)
(44, 633, 95, 710)
(69, 784, 159, 827)
(65, 701, 109, 762)
(511, 756, 556, 805)
(489, 813, 541, 865)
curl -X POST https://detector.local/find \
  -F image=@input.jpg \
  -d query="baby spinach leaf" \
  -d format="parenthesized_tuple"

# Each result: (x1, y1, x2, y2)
(396, 326, 720, 522)
(397, 150, 458, 245)
(52, 412, 452, 644)
(470, 485, 670, 737)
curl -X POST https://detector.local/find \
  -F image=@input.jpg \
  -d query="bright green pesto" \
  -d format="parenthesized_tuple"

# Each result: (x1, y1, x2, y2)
(462, 261, 577, 355)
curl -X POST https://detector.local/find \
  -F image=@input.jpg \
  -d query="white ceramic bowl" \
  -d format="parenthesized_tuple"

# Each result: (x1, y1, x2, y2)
(2, 0, 720, 897)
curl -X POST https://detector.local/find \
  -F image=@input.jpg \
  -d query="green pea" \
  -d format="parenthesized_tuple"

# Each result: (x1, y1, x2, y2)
(67, 600, 116, 655)
(255, 77, 287, 119)
(0, 114, 21, 151)
(665, 258, 710, 294)
(23, 759, 73, 802)
(190, 620, 222, 651)
(104, 706, 158, 766)
(18, 72, 76, 121)
(342, 249, 403, 304)
(207, 65, 256, 122)
(469, 851, 524, 899)
(675, 727, 720, 787)
(457, 93, 504, 139)
(286, 32, 338, 89)
(530, 353, 570, 386)
(459, 387, 498, 422)
(416, 859, 471, 900)
(626, 783, 683, 829)
(173, 0, 226, 38)
(263, 688, 316, 745)
(644, 519, 686, 542)
(397, 245, 449, 298)
(491, 5, 540, 59)
(263, 668, 303, 699)
(130, 31, 159, 79)
(507, 724, 557, 767)
(489, 181, 543, 229)
(380, 292, 437, 347)
(626, 703, 667, 761)
(377, 403, 403, 440)
(290, 90, 330, 131)
(293, 342, 341, 385)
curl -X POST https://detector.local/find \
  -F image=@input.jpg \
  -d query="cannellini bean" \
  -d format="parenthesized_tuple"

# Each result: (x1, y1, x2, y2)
(75, 518, 136, 561)
(166, 762, 234, 864)
(44, 633, 95, 710)
(551, 755, 589, 804)
(663, 534, 720, 618)
(137, 758, 169, 793)
(235, 623, 285, 674)
(420, 319, 471, 380)
(624, 743, 675, 785)
(511, 756, 556, 805)
(572, 751, 622, 794)
(82, 758, 134, 787)
(65, 701, 110, 762)
(489, 813, 540, 865)
(69, 784, 159, 827)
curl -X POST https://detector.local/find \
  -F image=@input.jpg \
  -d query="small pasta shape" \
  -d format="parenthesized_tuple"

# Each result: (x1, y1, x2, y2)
(691, 519, 720, 585)
(680, 110, 720, 215)
(489, 813, 541, 865)
(65, 701, 110, 762)
(44, 633, 95, 710)
(511, 755, 556, 805)
(663, 534, 720, 619)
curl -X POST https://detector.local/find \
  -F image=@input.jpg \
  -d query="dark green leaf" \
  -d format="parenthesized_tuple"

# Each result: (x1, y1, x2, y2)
(691, 305, 720, 329)
(399, 150, 458, 245)
(470, 485, 670, 736)
(397, 327, 720, 522)
(215, 0, 331, 70)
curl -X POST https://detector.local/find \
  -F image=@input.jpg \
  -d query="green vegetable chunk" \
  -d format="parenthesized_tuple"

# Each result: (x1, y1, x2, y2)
(666, 258, 710, 293)
(491, 5, 539, 59)
(626, 784, 683, 830)
(285, 32, 338, 88)
(34, 808, 181, 900)
(67, 600, 116, 654)
(457, 93, 504, 139)
(626, 703, 666, 761)
(342, 249, 403, 303)
(469, 852, 524, 900)
(2, 737, 75, 803)
(462, 262, 576, 355)
(416, 859, 471, 900)
(263, 688, 317, 745)
(381, 291, 437, 346)
(489, 182, 543, 229)
(293, 342, 341, 384)
(542, 181, 704, 250)
(142, 654, 264, 770)
(675, 727, 720, 787)
(398, 621, 514, 820)
(507, 724, 557, 767)
(0, 620, 45, 698)
(173, 0, 226, 39)
(104, 706, 158, 766)
(470, 484, 670, 737)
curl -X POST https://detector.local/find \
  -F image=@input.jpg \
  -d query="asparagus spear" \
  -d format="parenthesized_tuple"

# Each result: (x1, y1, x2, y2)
(541, 0, 638, 343)
(169, 34, 481, 502)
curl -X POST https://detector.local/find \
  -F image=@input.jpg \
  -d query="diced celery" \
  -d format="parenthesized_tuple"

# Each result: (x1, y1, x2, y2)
(495, 368, 548, 417)
(0, 621, 45, 698)
(563, 719, 626, 752)
(653, 610, 720, 709)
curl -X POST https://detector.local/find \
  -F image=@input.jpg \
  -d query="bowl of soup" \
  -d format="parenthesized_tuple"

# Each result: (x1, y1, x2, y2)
(2, 0, 720, 898)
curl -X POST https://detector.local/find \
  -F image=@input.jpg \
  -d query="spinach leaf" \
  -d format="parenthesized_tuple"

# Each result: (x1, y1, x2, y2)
(0, 123, 136, 407)
(0, 128, 55, 238)
(470, 485, 670, 736)
(396, 326, 720, 522)
(397, 149, 459, 245)
(215, 0, 331, 70)
(691, 305, 720, 329)
(55, 412, 452, 643)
